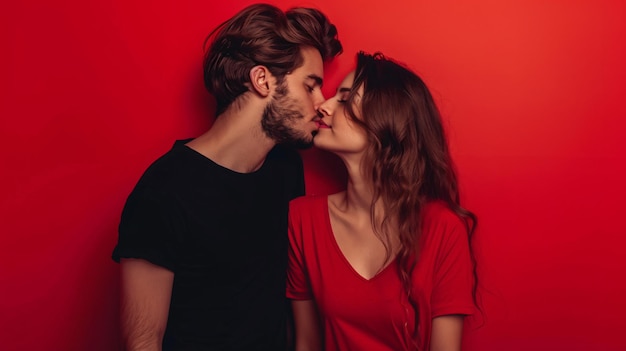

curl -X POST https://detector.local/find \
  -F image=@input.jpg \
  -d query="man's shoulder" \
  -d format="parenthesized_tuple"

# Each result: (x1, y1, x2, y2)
(134, 140, 198, 188)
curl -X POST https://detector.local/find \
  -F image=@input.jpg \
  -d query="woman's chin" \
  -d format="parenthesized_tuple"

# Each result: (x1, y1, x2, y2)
(312, 137, 328, 151)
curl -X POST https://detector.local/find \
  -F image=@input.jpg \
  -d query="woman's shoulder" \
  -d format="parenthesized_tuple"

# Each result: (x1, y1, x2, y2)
(290, 193, 326, 208)
(289, 194, 331, 221)
(419, 201, 471, 256)
(421, 200, 467, 233)
(290, 191, 347, 207)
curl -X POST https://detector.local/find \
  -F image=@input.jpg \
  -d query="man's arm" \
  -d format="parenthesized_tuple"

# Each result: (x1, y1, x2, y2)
(430, 315, 465, 351)
(292, 299, 322, 351)
(120, 258, 174, 351)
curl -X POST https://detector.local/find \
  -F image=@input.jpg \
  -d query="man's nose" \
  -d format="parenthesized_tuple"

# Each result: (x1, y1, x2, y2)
(313, 90, 326, 110)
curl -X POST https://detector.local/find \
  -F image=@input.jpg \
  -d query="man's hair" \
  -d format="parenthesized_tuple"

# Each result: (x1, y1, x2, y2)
(203, 3, 342, 116)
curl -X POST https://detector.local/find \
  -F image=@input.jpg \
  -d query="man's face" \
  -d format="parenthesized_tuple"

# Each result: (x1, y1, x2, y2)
(261, 46, 325, 148)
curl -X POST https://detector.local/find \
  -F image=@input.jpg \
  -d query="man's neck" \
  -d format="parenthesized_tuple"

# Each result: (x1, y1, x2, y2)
(186, 100, 276, 173)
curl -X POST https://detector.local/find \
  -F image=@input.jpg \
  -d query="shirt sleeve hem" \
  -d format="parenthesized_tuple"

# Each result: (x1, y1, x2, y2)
(431, 305, 475, 318)
(112, 248, 175, 272)
(286, 289, 312, 300)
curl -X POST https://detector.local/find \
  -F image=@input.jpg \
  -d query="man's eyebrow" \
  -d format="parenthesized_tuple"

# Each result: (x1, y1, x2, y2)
(307, 74, 323, 87)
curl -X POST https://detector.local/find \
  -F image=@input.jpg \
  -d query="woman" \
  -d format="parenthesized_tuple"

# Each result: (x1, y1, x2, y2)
(287, 52, 478, 351)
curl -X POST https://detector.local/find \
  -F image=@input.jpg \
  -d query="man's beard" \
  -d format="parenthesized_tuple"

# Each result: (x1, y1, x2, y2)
(261, 80, 314, 149)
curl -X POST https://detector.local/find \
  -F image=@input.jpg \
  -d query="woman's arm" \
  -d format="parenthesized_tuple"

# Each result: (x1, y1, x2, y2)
(292, 299, 322, 351)
(430, 315, 465, 351)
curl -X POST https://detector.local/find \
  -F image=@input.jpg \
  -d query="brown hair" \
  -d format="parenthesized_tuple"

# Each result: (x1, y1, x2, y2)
(345, 52, 479, 347)
(203, 3, 342, 116)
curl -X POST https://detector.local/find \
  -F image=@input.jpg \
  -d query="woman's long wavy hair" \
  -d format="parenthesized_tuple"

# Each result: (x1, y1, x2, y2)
(344, 52, 479, 346)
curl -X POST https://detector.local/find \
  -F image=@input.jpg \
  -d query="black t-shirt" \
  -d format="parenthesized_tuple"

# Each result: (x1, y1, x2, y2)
(112, 140, 305, 350)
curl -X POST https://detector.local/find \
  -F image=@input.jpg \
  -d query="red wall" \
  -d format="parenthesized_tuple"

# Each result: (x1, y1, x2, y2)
(2, 0, 625, 350)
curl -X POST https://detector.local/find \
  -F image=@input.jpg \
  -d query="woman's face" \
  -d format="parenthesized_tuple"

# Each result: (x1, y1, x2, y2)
(313, 71, 368, 155)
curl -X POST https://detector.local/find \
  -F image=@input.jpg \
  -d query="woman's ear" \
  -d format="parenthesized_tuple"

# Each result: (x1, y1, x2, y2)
(249, 65, 273, 97)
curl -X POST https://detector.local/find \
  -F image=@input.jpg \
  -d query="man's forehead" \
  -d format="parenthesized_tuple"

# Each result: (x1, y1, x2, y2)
(299, 47, 324, 75)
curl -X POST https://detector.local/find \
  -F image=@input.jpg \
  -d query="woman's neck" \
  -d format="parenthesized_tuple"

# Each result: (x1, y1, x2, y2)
(333, 154, 400, 261)
(336, 155, 385, 222)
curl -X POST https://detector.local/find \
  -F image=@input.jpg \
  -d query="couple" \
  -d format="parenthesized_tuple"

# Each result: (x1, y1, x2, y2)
(112, 3, 477, 351)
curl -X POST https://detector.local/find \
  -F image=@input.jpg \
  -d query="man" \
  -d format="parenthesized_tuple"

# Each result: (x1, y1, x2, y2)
(111, 4, 342, 350)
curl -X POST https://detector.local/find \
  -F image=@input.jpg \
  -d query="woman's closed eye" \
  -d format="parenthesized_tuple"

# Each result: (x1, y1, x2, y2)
(337, 92, 350, 103)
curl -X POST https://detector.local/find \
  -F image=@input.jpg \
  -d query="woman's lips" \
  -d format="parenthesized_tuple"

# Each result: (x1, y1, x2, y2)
(316, 120, 330, 128)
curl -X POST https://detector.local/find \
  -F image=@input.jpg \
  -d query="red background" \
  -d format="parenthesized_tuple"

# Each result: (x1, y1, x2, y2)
(2, 0, 625, 350)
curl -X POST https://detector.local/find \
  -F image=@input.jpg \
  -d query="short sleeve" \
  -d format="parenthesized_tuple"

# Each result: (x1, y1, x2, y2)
(430, 216, 475, 317)
(111, 184, 182, 272)
(286, 200, 312, 300)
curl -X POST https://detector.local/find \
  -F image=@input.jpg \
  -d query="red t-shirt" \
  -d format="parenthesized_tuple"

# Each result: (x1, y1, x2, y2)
(287, 195, 475, 351)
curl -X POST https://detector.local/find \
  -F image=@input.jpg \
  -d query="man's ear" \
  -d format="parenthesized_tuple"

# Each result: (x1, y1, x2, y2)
(249, 65, 273, 97)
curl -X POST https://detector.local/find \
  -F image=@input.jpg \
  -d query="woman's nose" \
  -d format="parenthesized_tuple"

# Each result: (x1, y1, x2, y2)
(317, 98, 334, 117)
